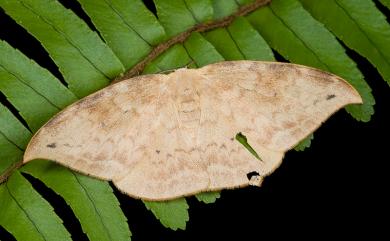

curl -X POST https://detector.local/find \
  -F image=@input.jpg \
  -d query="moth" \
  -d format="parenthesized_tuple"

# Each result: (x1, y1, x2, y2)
(23, 61, 362, 201)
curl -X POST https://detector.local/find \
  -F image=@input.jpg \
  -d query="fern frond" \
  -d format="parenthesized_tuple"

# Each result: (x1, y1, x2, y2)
(154, 0, 213, 37)
(77, 0, 166, 69)
(183, 32, 224, 67)
(212, 0, 239, 19)
(21, 160, 131, 241)
(204, 16, 274, 60)
(0, 0, 124, 97)
(0, 41, 77, 131)
(195, 191, 221, 204)
(0, 0, 388, 238)
(144, 198, 189, 231)
(0, 171, 71, 241)
(379, 0, 390, 9)
(300, 0, 390, 86)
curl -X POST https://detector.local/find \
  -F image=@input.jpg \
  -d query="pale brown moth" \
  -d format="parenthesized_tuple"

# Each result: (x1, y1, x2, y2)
(23, 61, 362, 201)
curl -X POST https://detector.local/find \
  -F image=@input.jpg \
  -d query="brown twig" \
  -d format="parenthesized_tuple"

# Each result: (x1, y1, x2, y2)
(0, 161, 23, 184)
(113, 0, 271, 83)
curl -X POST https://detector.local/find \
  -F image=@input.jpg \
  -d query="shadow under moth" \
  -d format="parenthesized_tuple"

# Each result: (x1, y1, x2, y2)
(23, 61, 362, 201)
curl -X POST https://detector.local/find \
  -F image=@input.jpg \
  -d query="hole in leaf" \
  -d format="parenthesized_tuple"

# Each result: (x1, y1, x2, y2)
(22, 173, 89, 241)
(235, 132, 262, 161)
(326, 94, 336, 100)
(46, 142, 57, 148)
(246, 171, 260, 181)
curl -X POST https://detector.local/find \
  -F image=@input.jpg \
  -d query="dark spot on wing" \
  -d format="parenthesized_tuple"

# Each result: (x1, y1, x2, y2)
(47, 143, 57, 148)
(156, 150, 160, 154)
(326, 94, 336, 100)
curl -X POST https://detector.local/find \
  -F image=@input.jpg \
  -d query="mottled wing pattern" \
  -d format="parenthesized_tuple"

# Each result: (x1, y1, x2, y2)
(113, 75, 209, 199)
(24, 61, 362, 200)
(24, 74, 167, 181)
(196, 61, 361, 188)
(200, 61, 361, 151)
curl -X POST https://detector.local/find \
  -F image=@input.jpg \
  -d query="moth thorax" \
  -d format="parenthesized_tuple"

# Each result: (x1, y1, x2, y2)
(173, 84, 200, 129)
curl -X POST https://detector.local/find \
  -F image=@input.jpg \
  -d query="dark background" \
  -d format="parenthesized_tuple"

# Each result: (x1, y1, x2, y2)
(0, 0, 388, 240)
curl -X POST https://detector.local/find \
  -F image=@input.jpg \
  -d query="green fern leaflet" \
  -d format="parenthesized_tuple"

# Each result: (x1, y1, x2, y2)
(0, 0, 388, 240)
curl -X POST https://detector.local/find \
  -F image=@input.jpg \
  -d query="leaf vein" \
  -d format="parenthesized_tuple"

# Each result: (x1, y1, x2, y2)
(102, 0, 153, 46)
(233, 0, 241, 7)
(334, 0, 390, 67)
(116, 0, 271, 80)
(183, 0, 201, 23)
(0, 130, 24, 152)
(182, 45, 197, 67)
(5, 181, 47, 241)
(18, 0, 111, 80)
(225, 27, 246, 58)
(268, 5, 332, 71)
(72, 173, 113, 241)
(0, 64, 61, 110)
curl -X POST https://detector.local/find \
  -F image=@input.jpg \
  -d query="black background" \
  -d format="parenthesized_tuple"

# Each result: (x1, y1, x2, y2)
(0, 0, 388, 240)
